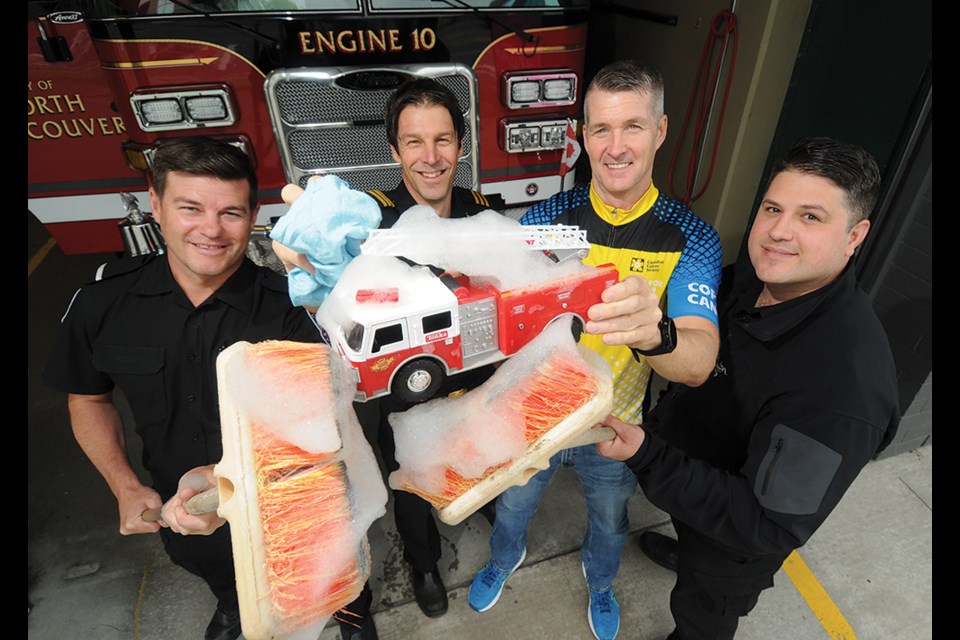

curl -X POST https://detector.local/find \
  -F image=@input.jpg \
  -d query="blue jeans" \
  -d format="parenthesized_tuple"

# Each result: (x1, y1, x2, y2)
(488, 443, 638, 592)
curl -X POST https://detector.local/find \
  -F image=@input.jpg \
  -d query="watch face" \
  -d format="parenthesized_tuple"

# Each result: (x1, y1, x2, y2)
(635, 316, 676, 357)
(662, 317, 677, 351)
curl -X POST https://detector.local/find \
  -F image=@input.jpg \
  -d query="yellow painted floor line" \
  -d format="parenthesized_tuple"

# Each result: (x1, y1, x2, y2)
(134, 564, 150, 640)
(28, 237, 57, 277)
(782, 549, 857, 640)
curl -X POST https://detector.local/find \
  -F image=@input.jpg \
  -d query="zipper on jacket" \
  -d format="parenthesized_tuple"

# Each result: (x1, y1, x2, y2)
(761, 438, 784, 495)
(607, 208, 618, 247)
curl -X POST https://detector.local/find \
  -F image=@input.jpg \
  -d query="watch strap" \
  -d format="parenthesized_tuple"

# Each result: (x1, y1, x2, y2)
(631, 315, 677, 359)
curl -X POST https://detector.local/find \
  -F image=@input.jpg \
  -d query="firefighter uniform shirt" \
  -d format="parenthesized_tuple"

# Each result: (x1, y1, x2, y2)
(367, 182, 504, 227)
(42, 254, 322, 500)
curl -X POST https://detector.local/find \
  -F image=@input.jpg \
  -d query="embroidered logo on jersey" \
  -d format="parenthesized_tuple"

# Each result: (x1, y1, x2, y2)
(630, 257, 645, 272)
(646, 259, 665, 273)
(686, 282, 718, 315)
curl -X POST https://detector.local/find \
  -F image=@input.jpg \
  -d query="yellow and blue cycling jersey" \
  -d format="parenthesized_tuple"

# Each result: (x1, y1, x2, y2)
(520, 182, 722, 424)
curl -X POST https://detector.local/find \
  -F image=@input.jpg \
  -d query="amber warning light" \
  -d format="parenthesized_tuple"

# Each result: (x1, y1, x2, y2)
(356, 288, 400, 304)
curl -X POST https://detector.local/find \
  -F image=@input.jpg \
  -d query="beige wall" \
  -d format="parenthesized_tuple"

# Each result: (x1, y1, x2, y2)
(606, 0, 812, 264)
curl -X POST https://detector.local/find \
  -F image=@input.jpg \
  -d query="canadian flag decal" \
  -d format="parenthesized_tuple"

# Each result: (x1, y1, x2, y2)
(559, 119, 581, 177)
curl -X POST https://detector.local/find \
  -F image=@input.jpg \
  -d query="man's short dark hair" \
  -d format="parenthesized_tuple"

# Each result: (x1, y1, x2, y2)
(149, 136, 259, 211)
(585, 59, 665, 121)
(385, 78, 464, 150)
(770, 137, 882, 226)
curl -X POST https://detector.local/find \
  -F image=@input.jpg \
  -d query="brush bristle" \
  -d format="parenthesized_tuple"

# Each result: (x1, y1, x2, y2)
(396, 349, 599, 509)
(253, 430, 361, 629)
(240, 341, 365, 633)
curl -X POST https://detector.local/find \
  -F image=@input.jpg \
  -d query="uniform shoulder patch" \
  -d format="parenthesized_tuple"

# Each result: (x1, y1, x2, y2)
(468, 189, 506, 210)
(469, 189, 489, 207)
(367, 189, 395, 209)
(92, 254, 155, 283)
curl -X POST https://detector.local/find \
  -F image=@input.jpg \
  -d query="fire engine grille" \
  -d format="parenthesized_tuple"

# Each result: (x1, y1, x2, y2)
(274, 74, 472, 125)
(266, 64, 479, 192)
(275, 82, 387, 124)
(288, 125, 393, 168)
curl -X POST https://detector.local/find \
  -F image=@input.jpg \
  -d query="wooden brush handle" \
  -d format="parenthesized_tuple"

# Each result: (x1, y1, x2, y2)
(566, 425, 615, 447)
(141, 487, 219, 523)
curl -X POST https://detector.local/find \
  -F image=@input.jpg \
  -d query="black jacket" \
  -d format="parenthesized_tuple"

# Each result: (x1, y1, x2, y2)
(627, 260, 900, 558)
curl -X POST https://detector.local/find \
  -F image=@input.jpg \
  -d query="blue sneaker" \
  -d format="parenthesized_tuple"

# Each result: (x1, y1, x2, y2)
(468, 548, 527, 612)
(587, 587, 620, 640)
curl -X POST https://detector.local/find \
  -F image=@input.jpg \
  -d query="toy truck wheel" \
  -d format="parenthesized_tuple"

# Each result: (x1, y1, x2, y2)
(571, 316, 584, 342)
(393, 359, 445, 404)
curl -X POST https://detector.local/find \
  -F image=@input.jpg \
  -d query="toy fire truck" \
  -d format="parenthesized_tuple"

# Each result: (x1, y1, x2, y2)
(316, 225, 618, 404)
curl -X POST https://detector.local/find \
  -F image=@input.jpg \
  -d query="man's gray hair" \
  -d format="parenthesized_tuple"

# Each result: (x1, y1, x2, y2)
(584, 60, 665, 121)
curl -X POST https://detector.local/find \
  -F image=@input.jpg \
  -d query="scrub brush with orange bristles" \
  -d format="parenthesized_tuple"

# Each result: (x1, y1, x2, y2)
(387, 316, 614, 526)
(213, 340, 388, 640)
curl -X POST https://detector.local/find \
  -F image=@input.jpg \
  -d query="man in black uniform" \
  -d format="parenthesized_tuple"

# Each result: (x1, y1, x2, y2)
(42, 137, 378, 640)
(368, 78, 506, 619)
(275, 78, 505, 620)
(597, 137, 900, 639)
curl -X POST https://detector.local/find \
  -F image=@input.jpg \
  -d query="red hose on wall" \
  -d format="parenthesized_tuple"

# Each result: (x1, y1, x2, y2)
(667, 9, 739, 206)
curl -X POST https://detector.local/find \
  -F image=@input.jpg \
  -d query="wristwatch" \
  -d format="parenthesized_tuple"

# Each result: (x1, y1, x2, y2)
(630, 315, 677, 359)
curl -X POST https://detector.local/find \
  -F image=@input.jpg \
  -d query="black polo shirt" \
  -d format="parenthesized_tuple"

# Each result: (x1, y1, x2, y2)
(43, 255, 321, 499)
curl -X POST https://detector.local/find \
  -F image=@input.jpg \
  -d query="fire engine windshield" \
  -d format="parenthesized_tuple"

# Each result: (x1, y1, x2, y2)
(84, 0, 586, 17)
(371, 0, 588, 8)
(344, 321, 365, 353)
(89, 0, 361, 17)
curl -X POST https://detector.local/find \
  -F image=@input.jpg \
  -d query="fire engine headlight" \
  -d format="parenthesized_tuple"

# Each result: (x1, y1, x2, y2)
(503, 71, 578, 109)
(540, 123, 566, 147)
(507, 125, 540, 152)
(501, 119, 569, 154)
(510, 80, 541, 105)
(131, 86, 236, 132)
(140, 99, 184, 125)
(185, 95, 229, 122)
(543, 78, 576, 102)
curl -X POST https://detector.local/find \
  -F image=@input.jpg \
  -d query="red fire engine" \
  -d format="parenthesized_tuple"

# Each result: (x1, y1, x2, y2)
(315, 224, 618, 404)
(28, 0, 590, 257)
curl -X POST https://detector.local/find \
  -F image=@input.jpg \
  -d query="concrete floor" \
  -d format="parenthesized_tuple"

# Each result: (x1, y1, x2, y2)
(28, 216, 932, 640)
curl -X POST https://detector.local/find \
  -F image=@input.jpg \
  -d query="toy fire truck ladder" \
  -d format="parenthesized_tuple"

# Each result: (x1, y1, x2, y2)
(360, 225, 591, 263)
